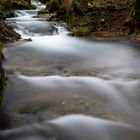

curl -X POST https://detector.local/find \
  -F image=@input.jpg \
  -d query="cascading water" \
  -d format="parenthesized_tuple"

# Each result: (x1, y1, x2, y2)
(1, 0, 140, 139)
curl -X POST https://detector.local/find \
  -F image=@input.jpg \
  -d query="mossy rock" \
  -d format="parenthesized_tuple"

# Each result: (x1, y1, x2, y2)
(23, 38, 32, 42)
(75, 26, 91, 36)
(0, 0, 35, 18)
(0, 20, 21, 43)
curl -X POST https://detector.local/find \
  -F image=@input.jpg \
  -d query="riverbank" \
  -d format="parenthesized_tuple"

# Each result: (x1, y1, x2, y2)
(0, 0, 37, 43)
(0, 19, 19, 95)
(0, 0, 38, 128)
(0, 20, 21, 44)
(39, 0, 140, 42)
(0, 0, 37, 113)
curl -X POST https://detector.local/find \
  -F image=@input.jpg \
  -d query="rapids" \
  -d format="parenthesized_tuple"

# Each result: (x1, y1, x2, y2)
(1, 0, 140, 140)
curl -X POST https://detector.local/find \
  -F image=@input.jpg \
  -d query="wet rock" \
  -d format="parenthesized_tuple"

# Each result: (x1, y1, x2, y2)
(0, 20, 21, 43)
(23, 38, 32, 42)
(0, 43, 4, 105)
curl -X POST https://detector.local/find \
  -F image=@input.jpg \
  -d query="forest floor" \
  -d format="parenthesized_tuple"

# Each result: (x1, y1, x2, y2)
(84, 0, 140, 41)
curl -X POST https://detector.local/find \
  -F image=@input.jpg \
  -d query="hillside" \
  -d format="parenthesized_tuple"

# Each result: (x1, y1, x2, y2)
(40, 0, 140, 41)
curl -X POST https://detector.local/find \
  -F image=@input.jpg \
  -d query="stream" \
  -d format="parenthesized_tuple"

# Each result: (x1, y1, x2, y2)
(1, 0, 140, 139)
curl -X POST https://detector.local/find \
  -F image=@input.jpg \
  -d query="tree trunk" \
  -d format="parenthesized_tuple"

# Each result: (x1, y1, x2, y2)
(64, 0, 73, 15)
(134, 0, 140, 23)
(126, 0, 140, 33)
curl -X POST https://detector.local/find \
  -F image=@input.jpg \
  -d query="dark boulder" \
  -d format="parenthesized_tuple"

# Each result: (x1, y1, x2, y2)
(0, 20, 21, 43)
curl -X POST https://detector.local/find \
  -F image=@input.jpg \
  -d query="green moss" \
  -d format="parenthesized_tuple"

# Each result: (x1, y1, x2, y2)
(0, 0, 36, 19)
(67, 16, 79, 27)
(30, 4, 36, 9)
(6, 11, 15, 18)
(40, 0, 100, 36)
(38, 8, 49, 14)
(88, 0, 96, 9)
(0, 0, 13, 18)
(75, 26, 91, 36)
(45, 0, 86, 16)
(11, 0, 36, 10)
(125, 0, 140, 33)
(73, 0, 82, 15)
(46, 0, 61, 13)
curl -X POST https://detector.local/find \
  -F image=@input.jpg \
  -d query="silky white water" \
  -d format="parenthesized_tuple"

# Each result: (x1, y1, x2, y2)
(1, 0, 140, 140)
